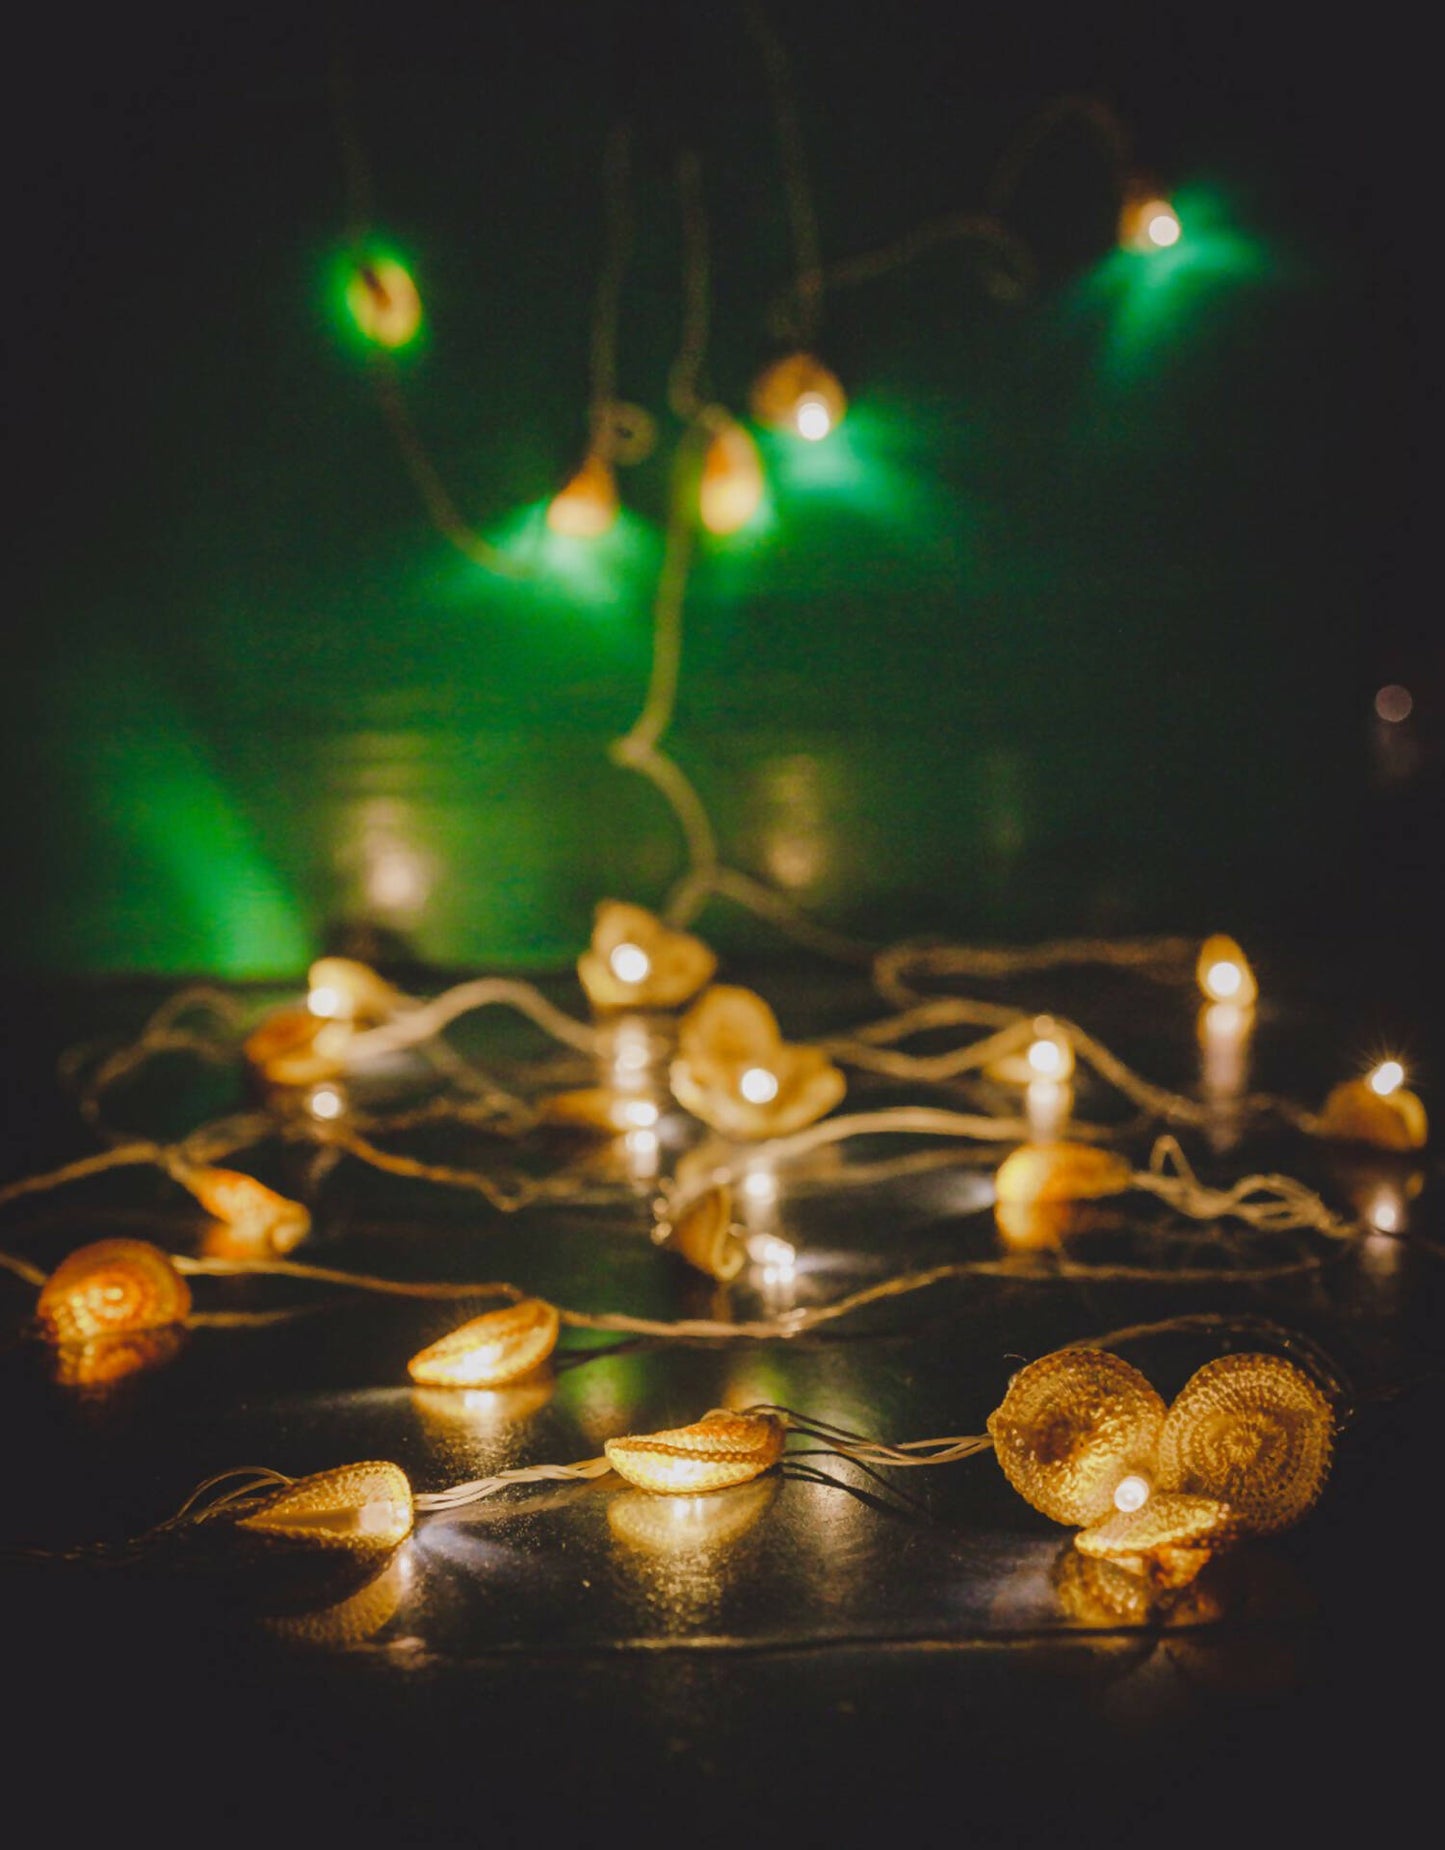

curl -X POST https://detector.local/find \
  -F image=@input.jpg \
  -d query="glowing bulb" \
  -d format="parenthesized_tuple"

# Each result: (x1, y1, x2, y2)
(739, 1066, 780, 1105)
(408, 1298, 560, 1389)
(1145, 209, 1180, 247)
(620, 1098, 659, 1128)
(795, 394, 832, 441)
(308, 1085, 344, 1121)
(1113, 1473, 1152, 1514)
(1196, 935, 1257, 1007)
(308, 984, 345, 1019)
(547, 453, 619, 538)
(1368, 1192, 1400, 1233)
(38, 1240, 192, 1346)
(238, 1461, 414, 1556)
(609, 942, 652, 985)
(747, 1233, 796, 1279)
(699, 419, 764, 535)
(346, 257, 423, 349)
(741, 1168, 778, 1204)
(1369, 1061, 1405, 1097)
(1027, 1032, 1069, 1079)
(1375, 684, 1413, 723)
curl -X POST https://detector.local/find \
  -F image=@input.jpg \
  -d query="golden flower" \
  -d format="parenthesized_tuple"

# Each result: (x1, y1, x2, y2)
(236, 1461, 414, 1567)
(37, 1239, 192, 1346)
(1319, 1075, 1428, 1152)
(577, 901, 716, 1012)
(988, 1347, 1333, 1584)
(670, 986, 845, 1140)
(182, 1165, 311, 1254)
(994, 1142, 1134, 1209)
(659, 1184, 747, 1282)
(605, 1409, 786, 1495)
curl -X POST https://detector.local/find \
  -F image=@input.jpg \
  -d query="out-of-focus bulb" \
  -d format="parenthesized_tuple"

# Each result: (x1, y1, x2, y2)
(1375, 684, 1413, 724)
(547, 453, 619, 538)
(1119, 195, 1181, 252)
(795, 394, 832, 441)
(1196, 935, 1258, 1008)
(1025, 1020, 1073, 1081)
(699, 418, 764, 535)
(750, 352, 847, 439)
(1145, 208, 1180, 247)
(1113, 1473, 1152, 1514)
(37, 1240, 192, 1346)
(346, 258, 423, 349)
(1369, 1061, 1404, 1098)
(609, 942, 652, 986)
(408, 1298, 561, 1389)
(741, 1168, 778, 1204)
(620, 1098, 659, 1128)
(308, 985, 345, 1019)
(739, 1066, 780, 1105)
(308, 1085, 344, 1121)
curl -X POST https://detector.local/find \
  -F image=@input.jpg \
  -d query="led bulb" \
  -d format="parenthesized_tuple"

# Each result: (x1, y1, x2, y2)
(1369, 1061, 1405, 1098)
(749, 352, 847, 439)
(739, 1066, 780, 1105)
(699, 419, 764, 535)
(608, 942, 652, 986)
(1025, 1018, 1074, 1081)
(1196, 935, 1258, 1008)
(307, 957, 400, 1024)
(308, 984, 345, 1019)
(307, 1085, 345, 1121)
(547, 453, 619, 538)
(1113, 1473, 1152, 1514)
(346, 258, 423, 349)
(1119, 194, 1181, 253)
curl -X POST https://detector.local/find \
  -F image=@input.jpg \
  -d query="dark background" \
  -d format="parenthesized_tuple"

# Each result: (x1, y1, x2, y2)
(5, 1, 1436, 985)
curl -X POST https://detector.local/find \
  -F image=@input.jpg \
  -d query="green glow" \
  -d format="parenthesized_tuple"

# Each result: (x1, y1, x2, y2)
(1083, 185, 1281, 382)
(326, 240, 426, 358)
(480, 500, 660, 609)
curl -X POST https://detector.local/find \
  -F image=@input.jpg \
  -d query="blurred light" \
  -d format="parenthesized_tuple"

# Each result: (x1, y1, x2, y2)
(37, 1240, 191, 1346)
(1113, 1473, 1152, 1513)
(1375, 684, 1413, 724)
(1196, 935, 1257, 1007)
(750, 352, 847, 440)
(308, 984, 345, 1019)
(699, 419, 764, 535)
(609, 942, 652, 986)
(346, 258, 423, 349)
(1146, 208, 1181, 247)
(307, 1085, 344, 1121)
(620, 1099, 659, 1128)
(408, 1299, 560, 1389)
(1370, 1061, 1405, 1098)
(741, 1168, 778, 1205)
(547, 454, 619, 538)
(795, 394, 833, 441)
(739, 1066, 780, 1105)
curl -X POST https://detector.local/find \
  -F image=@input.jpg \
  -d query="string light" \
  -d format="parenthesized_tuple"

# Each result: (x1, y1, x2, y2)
(180, 1166, 312, 1255)
(1319, 1062, 1428, 1150)
(739, 1066, 780, 1105)
(236, 1461, 415, 1561)
(345, 256, 423, 349)
(37, 1239, 192, 1346)
(670, 985, 845, 1138)
(993, 1142, 1134, 1208)
(1118, 192, 1181, 252)
(546, 453, 620, 538)
(1195, 934, 1258, 1007)
(749, 351, 847, 440)
(698, 415, 765, 535)
(577, 902, 716, 1012)
(408, 1298, 561, 1389)
(604, 1410, 787, 1494)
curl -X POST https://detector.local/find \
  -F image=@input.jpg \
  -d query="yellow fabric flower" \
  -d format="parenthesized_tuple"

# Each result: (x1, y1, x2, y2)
(576, 901, 717, 1012)
(669, 985, 846, 1139)
(988, 1348, 1333, 1586)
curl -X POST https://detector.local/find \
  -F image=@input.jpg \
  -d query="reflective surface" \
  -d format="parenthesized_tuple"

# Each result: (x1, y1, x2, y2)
(3, 961, 1443, 1839)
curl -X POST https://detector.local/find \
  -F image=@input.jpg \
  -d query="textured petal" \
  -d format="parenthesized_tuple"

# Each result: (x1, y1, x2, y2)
(605, 1411, 786, 1494)
(1158, 1353, 1334, 1536)
(664, 1186, 746, 1281)
(1318, 1079, 1428, 1151)
(38, 1240, 191, 1345)
(238, 1462, 414, 1558)
(578, 902, 716, 1011)
(988, 1348, 1167, 1527)
(994, 1143, 1134, 1207)
(407, 1299, 560, 1388)
(678, 986, 782, 1069)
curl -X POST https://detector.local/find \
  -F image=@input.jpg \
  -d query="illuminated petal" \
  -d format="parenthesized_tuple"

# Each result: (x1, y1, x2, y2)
(606, 1410, 786, 1495)
(407, 1299, 560, 1389)
(1319, 1078, 1428, 1151)
(243, 1006, 350, 1088)
(663, 1185, 747, 1281)
(678, 986, 781, 1067)
(183, 1167, 311, 1253)
(993, 1142, 1134, 1207)
(987, 1348, 1166, 1527)
(577, 901, 716, 1012)
(1195, 934, 1258, 1007)
(50, 1326, 184, 1389)
(671, 987, 845, 1139)
(307, 956, 402, 1023)
(237, 1462, 414, 1559)
(547, 454, 619, 538)
(38, 1239, 191, 1345)
(749, 351, 847, 437)
(1075, 1493, 1230, 1587)
(1158, 1354, 1333, 1537)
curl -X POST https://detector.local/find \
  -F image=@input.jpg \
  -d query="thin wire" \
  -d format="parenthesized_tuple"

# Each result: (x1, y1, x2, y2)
(745, 1, 824, 346)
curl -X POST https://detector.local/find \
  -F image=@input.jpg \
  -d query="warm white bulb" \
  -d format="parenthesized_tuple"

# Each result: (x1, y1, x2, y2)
(741, 1168, 778, 1204)
(308, 984, 345, 1019)
(1369, 1060, 1405, 1097)
(739, 1066, 780, 1105)
(609, 942, 652, 985)
(1113, 1473, 1151, 1514)
(308, 1085, 344, 1121)
(1146, 210, 1180, 247)
(620, 1099, 659, 1129)
(1368, 1192, 1400, 1233)
(1027, 1038, 1066, 1079)
(795, 394, 832, 441)
(1204, 960, 1242, 1001)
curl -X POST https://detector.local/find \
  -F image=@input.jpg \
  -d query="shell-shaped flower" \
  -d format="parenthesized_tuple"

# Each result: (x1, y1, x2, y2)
(577, 901, 717, 1012)
(37, 1239, 192, 1346)
(236, 1461, 414, 1565)
(988, 1347, 1334, 1584)
(670, 986, 845, 1140)
(605, 1409, 786, 1495)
